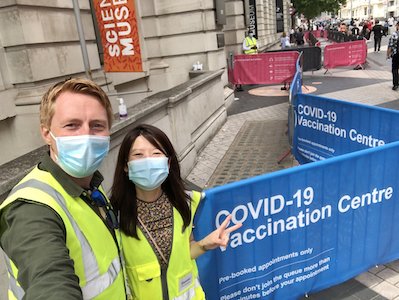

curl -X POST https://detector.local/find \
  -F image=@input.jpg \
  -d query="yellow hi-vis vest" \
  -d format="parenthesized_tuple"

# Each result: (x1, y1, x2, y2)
(244, 36, 258, 54)
(122, 191, 205, 300)
(0, 167, 127, 300)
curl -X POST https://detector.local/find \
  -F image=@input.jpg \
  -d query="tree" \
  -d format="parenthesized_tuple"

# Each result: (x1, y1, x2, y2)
(292, 0, 347, 20)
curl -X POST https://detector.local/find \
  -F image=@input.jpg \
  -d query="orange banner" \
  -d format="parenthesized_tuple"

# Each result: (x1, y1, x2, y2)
(93, 0, 143, 72)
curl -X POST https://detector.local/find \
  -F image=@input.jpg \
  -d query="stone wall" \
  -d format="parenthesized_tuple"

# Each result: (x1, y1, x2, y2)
(0, 70, 230, 201)
(0, 0, 291, 166)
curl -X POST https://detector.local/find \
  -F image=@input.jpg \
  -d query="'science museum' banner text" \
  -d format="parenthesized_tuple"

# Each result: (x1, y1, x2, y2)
(93, 0, 143, 72)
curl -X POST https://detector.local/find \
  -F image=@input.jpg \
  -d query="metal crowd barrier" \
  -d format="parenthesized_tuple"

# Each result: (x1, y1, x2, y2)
(267, 46, 322, 72)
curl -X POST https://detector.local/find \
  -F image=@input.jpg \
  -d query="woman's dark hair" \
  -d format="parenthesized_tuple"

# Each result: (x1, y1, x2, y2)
(110, 124, 191, 238)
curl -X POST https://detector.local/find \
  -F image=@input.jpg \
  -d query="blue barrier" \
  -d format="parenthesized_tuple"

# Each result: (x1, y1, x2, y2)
(194, 53, 399, 299)
(292, 94, 399, 164)
(194, 140, 399, 300)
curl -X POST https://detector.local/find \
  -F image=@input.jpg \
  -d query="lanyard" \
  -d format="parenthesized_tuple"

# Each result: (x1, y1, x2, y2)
(137, 216, 168, 265)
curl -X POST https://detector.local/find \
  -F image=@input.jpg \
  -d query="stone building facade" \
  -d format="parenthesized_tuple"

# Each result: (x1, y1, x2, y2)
(339, 0, 393, 20)
(0, 0, 291, 182)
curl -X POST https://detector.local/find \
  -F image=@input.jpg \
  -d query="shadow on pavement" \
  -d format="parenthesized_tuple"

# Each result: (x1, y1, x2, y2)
(228, 85, 288, 116)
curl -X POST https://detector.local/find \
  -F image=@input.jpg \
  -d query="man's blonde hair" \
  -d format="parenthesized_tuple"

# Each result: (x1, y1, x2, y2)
(40, 78, 113, 129)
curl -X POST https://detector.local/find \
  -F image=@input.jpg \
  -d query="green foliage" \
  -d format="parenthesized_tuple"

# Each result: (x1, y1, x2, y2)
(292, 0, 347, 20)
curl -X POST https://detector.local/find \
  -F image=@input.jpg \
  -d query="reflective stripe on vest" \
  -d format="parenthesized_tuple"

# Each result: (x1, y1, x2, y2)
(6, 178, 121, 299)
(3, 254, 24, 299)
(173, 278, 202, 300)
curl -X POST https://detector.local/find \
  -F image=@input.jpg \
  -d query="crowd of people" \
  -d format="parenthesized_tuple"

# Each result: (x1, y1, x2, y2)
(239, 15, 399, 91)
(335, 17, 389, 42)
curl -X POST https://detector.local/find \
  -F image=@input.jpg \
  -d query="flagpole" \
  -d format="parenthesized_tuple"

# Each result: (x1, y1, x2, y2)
(72, 0, 92, 80)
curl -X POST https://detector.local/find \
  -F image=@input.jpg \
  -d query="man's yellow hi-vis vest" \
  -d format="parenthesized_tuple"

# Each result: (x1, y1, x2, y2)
(122, 191, 206, 300)
(244, 36, 258, 54)
(0, 167, 127, 300)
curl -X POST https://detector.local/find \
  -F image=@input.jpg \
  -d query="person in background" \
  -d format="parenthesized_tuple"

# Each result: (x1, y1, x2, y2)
(338, 22, 350, 43)
(384, 19, 389, 36)
(368, 17, 375, 33)
(110, 124, 242, 300)
(295, 27, 305, 46)
(360, 23, 370, 40)
(351, 23, 360, 36)
(242, 30, 258, 55)
(387, 22, 399, 90)
(290, 27, 296, 43)
(348, 20, 354, 35)
(236, 30, 258, 92)
(388, 16, 395, 34)
(339, 22, 349, 34)
(280, 32, 290, 49)
(366, 19, 373, 39)
(318, 23, 325, 37)
(0, 78, 128, 299)
(372, 19, 384, 52)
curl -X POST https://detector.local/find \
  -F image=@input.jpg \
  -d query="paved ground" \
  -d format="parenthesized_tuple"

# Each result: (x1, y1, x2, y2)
(186, 36, 399, 299)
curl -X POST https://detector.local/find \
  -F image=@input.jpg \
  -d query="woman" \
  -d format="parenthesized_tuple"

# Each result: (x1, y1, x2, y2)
(280, 32, 290, 49)
(110, 124, 241, 299)
(360, 23, 370, 40)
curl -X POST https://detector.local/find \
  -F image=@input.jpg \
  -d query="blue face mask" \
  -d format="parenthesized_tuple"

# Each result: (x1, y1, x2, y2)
(128, 157, 169, 191)
(51, 132, 110, 178)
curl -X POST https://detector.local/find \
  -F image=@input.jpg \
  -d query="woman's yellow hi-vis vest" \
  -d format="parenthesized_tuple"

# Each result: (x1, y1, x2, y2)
(122, 191, 206, 300)
(0, 167, 126, 300)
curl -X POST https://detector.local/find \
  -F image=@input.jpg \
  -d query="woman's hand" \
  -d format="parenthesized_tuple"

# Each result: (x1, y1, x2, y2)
(198, 215, 242, 251)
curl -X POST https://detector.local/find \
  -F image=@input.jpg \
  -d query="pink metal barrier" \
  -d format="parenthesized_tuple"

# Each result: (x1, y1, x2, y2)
(323, 39, 367, 69)
(228, 52, 299, 85)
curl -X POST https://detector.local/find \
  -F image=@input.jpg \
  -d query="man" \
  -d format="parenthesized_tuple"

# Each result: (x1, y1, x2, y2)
(339, 22, 350, 42)
(351, 23, 360, 36)
(367, 17, 374, 33)
(242, 30, 258, 55)
(387, 23, 399, 90)
(236, 30, 258, 92)
(388, 16, 394, 35)
(0, 78, 128, 299)
(295, 27, 305, 46)
(383, 19, 389, 36)
(339, 22, 348, 34)
(290, 27, 295, 43)
(372, 19, 384, 52)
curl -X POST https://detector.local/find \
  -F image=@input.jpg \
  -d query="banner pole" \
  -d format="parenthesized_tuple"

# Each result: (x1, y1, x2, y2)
(72, 0, 92, 80)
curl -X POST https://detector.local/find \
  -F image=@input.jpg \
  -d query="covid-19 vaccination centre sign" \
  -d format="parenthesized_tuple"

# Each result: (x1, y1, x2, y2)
(194, 55, 399, 300)
(292, 94, 399, 164)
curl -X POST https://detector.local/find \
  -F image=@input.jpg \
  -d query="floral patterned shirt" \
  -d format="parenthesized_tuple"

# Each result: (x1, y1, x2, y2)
(137, 193, 173, 268)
